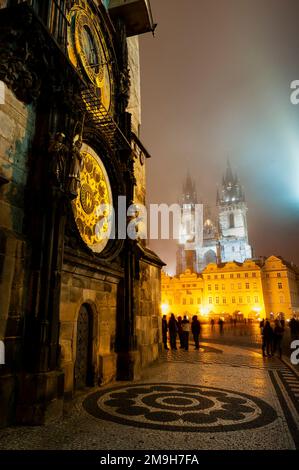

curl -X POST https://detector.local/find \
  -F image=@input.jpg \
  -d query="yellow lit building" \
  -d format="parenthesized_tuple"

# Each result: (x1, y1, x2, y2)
(161, 256, 299, 321)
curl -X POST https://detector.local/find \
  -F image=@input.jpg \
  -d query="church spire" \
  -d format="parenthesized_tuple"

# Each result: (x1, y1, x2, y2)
(182, 172, 197, 204)
(224, 159, 234, 185)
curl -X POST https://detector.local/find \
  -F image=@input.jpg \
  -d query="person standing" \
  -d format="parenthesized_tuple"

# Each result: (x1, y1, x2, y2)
(177, 316, 184, 348)
(263, 320, 274, 357)
(273, 320, 284, 359)
(191, 315, 201, 350)
(162, 315, 169, 350)
(181, 315, 191, 351)
(168, 313, 178, 350)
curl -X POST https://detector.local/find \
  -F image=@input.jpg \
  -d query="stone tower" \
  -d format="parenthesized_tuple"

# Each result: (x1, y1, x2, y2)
(217, 162, 252, 262)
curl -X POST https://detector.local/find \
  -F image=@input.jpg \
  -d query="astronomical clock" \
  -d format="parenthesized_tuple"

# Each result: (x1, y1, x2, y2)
(67, 1, 116, 253)
(72, 144, 113, 253)
(67, 0, 115, 114)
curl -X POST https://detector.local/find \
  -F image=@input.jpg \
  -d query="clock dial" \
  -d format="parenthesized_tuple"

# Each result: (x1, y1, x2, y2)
(72, 144, 113, 253)
(67, 4, 113, 113)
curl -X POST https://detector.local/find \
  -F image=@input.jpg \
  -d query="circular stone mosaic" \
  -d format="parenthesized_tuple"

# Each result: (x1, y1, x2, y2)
(82, 383, 277, 433)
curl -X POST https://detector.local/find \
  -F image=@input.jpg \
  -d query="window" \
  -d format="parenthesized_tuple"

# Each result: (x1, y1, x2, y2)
(237, 273, 241, 278)
(253, 282, 257, 289)
(245, 273, 248, 278)
(216, 297, 219, 304)
(229, 213, 235, 228)
(247, 296, 250, 303)
(182, 284, 185, 288)
(222, 284, 225, 290)
(182, 298, 186, 305)
(193, 284, 197, 287)
(277, 273, 281, 278)
(252, 272, 257, 278)
(254, 296, 258, 303)
(239, 297, 243, 304)
(230, 274, 234, 279)
(238, 283, 242, 289)
(221, 274, 224, 279)
(208, 284, 211, 291)
(209, 297, 212, 304)
(207, 275, 211, 280)
(232, 297, 236, 303)
(232, 246, 235, 253)
(214, 275, 218, 279)
(215, 284, 219, 290)
(190, 298, 194, 305)
(278, 282, 282, 289)
(245, 283, 250, 289)
(223, 297, 227, 304)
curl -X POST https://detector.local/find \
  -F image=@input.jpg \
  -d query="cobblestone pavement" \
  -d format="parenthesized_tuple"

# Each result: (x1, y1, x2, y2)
(0, 342, 298, 450)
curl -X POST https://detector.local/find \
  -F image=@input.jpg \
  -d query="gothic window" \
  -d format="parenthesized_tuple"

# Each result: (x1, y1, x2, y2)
(229, 213, 235, 228)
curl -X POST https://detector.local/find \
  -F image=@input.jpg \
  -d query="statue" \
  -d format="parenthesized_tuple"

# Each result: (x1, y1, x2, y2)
(48, 132, 67, 189)
(68, 134, 83, 198)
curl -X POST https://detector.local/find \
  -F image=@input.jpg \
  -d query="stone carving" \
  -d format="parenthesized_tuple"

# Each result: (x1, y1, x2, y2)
(68, 135, 83, 198)
(48, 132, 68, 189)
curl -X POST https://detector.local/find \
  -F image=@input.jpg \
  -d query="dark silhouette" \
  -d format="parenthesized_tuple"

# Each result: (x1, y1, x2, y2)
(273, 320, 284, 359)
(168, 313, 178, 350)
(162, 315, 169, 350)
(289, 317, 299, 341)
(191, 315, 201, 350)
(210, 318, 215, 330)
(218, 318, 224, 334)
(181, 315, 191, 350)
(177, 316, 184, 348)
(262, 320, 274, 357)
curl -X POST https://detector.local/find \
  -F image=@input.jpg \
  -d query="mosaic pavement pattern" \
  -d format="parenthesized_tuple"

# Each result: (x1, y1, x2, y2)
(83, 382, 277, 433)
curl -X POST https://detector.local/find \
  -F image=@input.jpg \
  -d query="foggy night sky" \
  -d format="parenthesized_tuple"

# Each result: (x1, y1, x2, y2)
(139, 0, 299, 275)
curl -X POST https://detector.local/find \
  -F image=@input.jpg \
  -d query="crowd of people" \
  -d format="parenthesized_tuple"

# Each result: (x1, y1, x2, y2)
(162, 314, 201, 351)
(259, 319, 285, 358)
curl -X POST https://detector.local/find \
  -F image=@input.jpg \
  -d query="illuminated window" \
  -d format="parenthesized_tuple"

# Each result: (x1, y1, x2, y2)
(208, 284, 211, 291)
(239, 297, 243, 303)
(254, 296, 258, 303)
(252, 272, 257, 278)
(208, 297, 213, 304)
(245, 283, 250, 289)
(278, 282, 282, 289)
(216, 297, 219, 304)
(214, 275, 218, 279)
(215, 284, 219, 290)
(232, 297, 236, 303)
(277, 273, 281, 278)
(230, 274, 234, 279)
(207, 275, 211, 280)
(237, 273, 241, 278)
(190, 298, 194, 305)
(223, 297, 226, 304)
(221, 274, 224, 279)
(245, 273, 248, 278)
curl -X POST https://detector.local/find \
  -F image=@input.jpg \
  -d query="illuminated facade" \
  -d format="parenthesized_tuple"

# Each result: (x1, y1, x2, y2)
(162, 256, 299, 321)
(176, 162, 252, 275)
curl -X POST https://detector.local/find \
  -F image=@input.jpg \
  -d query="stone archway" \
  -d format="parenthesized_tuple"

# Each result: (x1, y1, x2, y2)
(74, 304, 93, 390)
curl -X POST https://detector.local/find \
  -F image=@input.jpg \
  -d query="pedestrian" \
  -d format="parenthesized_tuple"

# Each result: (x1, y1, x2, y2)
(168, 313, 178, 350)
(162, 314, 169, 350)
(273, 320, 284, 359)
(191, 315, 201, 350)
(218, 318, 224, 334)
(210, 318, 215, 330)
(260, 319, 266, 356)
(181, 315, 191, 351)
(177, 316, 184, 348)
(289, 317, 298, 341)
(263, 320, 274, 357)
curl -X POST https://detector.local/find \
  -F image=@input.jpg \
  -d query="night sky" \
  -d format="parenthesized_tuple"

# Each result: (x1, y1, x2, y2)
(139, 0, 299, 274)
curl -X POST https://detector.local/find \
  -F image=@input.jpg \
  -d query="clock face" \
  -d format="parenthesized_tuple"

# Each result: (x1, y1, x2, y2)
(72, 144, 113, 253)
(67, 4, 113, 113)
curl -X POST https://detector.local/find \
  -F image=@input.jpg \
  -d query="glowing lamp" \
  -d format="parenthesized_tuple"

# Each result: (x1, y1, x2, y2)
(161, 303, 169, 315)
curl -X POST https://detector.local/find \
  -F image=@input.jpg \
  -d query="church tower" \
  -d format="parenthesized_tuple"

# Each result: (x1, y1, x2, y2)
(176, 174, 198, 274)
(217, 162, 252, 262)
